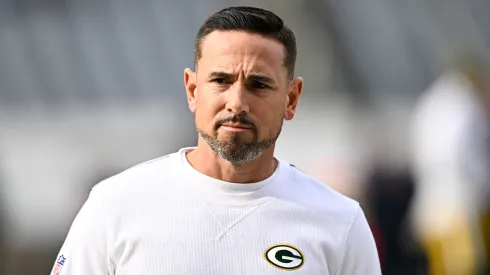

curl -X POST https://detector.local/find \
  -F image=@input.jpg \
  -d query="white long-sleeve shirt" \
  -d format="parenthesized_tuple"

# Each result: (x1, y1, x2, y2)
(51, 147, 381, 275)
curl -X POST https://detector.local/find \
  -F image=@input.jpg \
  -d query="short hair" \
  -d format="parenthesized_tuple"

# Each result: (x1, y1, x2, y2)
(194, 6, 297, 79)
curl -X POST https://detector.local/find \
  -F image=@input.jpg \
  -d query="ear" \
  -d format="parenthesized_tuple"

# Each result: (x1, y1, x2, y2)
(284, 77, 303, 120)
(184, 68, 197, 112)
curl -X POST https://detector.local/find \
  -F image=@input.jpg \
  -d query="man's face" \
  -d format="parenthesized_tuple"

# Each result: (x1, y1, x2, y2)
(184, 31, 302, 163)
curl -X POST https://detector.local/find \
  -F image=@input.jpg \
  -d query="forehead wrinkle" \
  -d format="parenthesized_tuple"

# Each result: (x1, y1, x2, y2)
(207, 60, 275, 79)
(204, 42, 281, 67)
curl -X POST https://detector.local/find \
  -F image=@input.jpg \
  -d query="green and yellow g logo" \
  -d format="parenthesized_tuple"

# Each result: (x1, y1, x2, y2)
(265, 244, 304, 271)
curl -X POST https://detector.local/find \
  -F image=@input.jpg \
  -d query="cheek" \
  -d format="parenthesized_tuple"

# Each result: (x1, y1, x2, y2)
(255, 101, 285, 136)
(195, 90, 222, 128)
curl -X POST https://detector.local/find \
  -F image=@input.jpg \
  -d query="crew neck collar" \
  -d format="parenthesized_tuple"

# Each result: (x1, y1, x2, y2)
(173, 147, 292, 206)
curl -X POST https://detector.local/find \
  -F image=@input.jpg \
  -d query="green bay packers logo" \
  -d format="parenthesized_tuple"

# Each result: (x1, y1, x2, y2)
(265, 244, 304, 271)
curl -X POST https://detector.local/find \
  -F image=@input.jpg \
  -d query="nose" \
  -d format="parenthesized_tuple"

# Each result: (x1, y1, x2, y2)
(225, 83, 249, 114)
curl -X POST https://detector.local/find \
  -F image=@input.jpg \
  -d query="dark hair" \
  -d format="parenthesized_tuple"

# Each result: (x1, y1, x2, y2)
(194, 6, 297, 79)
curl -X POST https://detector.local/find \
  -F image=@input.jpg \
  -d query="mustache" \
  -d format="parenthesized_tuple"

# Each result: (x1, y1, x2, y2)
(215, 114, 255, 128)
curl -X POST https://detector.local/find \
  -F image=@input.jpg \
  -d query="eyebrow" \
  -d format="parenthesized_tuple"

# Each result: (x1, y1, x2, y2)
(209, 72, 234, 80)
(208, 71, 275, 84)
(248, 74, 275, 85)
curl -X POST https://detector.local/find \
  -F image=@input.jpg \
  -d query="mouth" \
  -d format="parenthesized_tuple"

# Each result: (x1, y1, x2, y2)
(220, 123, 253, 132)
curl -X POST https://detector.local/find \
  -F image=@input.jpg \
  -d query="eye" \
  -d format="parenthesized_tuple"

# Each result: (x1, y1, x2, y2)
(212, 78, 227, 85)
(249, 81, 270, 90)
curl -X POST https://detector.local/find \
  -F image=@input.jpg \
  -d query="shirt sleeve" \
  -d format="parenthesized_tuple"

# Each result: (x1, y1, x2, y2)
(49, 185, 114, 275)
(334, 207, 382, 275)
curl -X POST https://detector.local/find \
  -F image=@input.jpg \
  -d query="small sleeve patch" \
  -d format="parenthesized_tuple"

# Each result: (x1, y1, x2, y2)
(52, 255, 67, 275)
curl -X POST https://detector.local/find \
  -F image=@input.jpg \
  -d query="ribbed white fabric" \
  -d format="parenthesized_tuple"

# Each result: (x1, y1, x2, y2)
(51, 147, 381, 275)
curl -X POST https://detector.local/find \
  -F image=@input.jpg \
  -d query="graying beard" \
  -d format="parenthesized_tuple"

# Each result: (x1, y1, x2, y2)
(197, 123, 281, 163)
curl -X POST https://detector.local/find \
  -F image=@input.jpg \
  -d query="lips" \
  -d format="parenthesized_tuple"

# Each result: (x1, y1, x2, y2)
(221, 123, 252, 129)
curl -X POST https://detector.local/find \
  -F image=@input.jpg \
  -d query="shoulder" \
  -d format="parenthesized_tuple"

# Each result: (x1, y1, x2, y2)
(279, 161, 361, 227)
(89, 152, 178, 207)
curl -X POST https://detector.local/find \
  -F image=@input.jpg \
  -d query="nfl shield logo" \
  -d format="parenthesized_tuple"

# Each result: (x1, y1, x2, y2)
(53, 255, 66, 275)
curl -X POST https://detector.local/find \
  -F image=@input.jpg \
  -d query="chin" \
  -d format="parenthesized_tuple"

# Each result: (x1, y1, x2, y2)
(218, 136, 253, 145)
(218, 131, 253, 141)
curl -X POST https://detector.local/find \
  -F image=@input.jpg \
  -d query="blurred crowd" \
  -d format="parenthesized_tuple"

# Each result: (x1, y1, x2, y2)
(0, 1, 489, 274)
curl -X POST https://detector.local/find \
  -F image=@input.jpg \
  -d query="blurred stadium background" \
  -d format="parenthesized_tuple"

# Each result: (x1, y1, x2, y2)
(0, 0, 489, 274)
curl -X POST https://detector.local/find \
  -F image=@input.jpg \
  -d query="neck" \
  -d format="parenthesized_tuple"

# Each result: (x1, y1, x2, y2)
(186, 138, 278, 183)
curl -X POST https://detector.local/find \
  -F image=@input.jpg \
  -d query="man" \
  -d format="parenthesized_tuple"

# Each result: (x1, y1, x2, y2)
(50, 6, 381, 275)
(410, 56, 490, 275)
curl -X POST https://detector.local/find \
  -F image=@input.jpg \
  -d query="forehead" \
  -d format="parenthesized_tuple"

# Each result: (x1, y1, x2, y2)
(198, 31, 287, 77)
